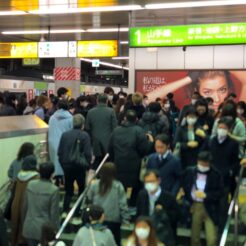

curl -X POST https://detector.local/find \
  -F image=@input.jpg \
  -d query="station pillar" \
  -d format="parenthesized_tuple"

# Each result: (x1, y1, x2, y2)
(54, 58, 81, 99)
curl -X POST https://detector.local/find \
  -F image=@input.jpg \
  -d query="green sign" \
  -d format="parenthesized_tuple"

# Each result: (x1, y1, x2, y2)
(34, 82, 48, 90)
(130, 23, 246, 47)
(23, 58, 40, 66)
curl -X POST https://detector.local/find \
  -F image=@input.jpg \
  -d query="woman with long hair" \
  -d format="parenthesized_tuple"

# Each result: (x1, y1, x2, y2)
(87, 162, 129, 246)
(125, 216, 164, 246)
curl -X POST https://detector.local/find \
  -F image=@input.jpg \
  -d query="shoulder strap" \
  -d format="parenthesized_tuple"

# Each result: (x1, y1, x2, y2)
(89, 227, 97, 246)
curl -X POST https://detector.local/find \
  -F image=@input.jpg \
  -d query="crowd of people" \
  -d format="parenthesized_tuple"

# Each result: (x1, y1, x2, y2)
(0, 85, 246, 246)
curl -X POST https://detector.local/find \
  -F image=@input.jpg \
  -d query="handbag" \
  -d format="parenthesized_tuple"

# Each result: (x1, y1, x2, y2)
(68, 139, 89, 169)
(3, 182, 16, 220)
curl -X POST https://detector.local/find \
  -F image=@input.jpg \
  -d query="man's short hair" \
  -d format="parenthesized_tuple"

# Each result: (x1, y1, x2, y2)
(218, 116, 234, 129)
(144, 169, 160, 180)
(149, 102, 162, 113)
(57, 100, 69, 110)
(97, 93, 108, 104)
(57, 87, 68, 97)
(155, 134, 170, 145)
(73, 114, 85, 129)
(126, 110, 137, 123)
(39, 162, 54, 180)
(132, 92, 143, 106)
(197, 151, 212, 163)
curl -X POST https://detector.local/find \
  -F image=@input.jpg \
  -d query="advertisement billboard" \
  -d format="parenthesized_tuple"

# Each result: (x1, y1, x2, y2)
(135, 70, 246, 110)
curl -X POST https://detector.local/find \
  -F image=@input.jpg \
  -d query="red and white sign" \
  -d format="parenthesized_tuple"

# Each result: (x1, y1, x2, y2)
(54, 67, 81, 81)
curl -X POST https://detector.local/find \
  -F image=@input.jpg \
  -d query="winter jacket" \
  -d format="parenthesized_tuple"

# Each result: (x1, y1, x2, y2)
(22, 179, 60, 241)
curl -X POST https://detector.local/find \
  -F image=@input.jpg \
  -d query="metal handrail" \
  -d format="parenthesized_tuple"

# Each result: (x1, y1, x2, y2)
(219, 166, 245, 246)
(55, 153, 109, 239)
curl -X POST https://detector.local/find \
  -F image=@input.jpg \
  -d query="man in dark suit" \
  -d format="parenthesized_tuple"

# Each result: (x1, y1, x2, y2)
(179, 151, 223, 246)
(136, 170, 179, 246)
(86, 93, 117, 169)
(147, 134, 182, 196)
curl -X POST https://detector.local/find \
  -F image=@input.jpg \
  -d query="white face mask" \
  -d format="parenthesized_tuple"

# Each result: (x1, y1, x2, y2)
(144, 99, 149, 106)
(217, 128, 228, 138)
(108, 95, 113, 101)
(187, 117, 197, 125)
(164, 103, 170, 109)
(82, 102, 89, 107)
(197, 164, 210, 173)
(145, 182, 158, 193)
(135, 228, 150, 240)
(237, 109, 244, 115)
(191, 99, 197, 105)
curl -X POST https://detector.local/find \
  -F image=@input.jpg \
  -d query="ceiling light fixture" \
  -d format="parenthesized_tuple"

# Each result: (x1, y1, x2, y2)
(81, 58, 129, 70)
(2, 29, 86, 35)
(29, 5, 142, 15)
(87, 28, 129, 33)
(145, 0, 246, 9)
(112, 57, 129, 60)
(0, 10, 26, 16)
(120, 41, 129, 45)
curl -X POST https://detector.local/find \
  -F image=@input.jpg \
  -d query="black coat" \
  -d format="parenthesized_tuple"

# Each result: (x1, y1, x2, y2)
(58, 129, 92, 169)
(136, 188, 179, 242)
(108, 122, 153, 188)
(174, 124, 205, 169)
(181, 166, 223, 225)
(86, 104, 117, 157)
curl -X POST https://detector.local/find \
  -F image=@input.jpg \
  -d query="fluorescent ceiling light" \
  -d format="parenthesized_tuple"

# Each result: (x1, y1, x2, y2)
(87, 28, 129, 33)
(81, 58, 129, 70)
(145, 0, 246, 9)
(120, 41, 129, 45)
(29, 5, 142, 15)
(2, 28, 127, 35)
(0, 11, 26, 16)
(112, 57, 129, 60)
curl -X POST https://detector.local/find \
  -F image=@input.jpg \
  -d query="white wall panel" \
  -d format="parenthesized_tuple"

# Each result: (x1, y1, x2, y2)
(135, 48, 157, 69)
(157, 47, 185, 69)
(185, 46, 214, 69)
(214, 45, 244, 69)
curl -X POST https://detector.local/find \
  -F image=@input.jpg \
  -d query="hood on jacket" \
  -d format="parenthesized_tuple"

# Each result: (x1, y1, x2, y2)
(142, 112, 159, 123)
(54, 109, 72, 121)
(17, 171, 39, 181)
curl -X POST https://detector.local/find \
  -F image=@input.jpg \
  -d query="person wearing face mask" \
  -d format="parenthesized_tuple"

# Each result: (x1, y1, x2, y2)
(178, 151, 223, 246)
(146, 134, 182, 196)
(125, 216, 164, 246)
(177, 91, 201, 126)
(57, 87, 68, 101)
(195, 99, 214, 135)
(104, 87, 115, 108)
(174, 106, 206, 169)
(75, 95, 92, 118)
(201, 117, 239, 234)
(236, 101, 246, 125)
(136, 170, 179, 246)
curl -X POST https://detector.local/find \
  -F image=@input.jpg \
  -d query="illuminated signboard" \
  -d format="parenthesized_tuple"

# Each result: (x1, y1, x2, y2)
(38, 42, 68, 58)
(77, 40, 118, 57)
(130, 22, 246, 47)
(0, 42, 38, 58)
(23, 58, 40, 66)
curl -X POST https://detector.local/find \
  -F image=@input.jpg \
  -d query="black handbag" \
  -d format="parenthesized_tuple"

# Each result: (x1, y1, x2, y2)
(3, 182, 16, 220)
(68, 139, 89, 169)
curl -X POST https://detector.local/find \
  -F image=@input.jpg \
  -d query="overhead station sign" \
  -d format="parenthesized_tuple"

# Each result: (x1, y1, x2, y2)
(0, 40, 118, 58)
(130, 22, 246, 47)
(0, 42, 38, 58)
(77, 40, 118, 57)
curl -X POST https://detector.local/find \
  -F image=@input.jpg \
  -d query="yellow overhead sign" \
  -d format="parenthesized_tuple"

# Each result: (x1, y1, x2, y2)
(0, 42, 38, 58)
(77, 40, 118, 58)
(78, 0, 117, 7)
(11, 0, 39, 11)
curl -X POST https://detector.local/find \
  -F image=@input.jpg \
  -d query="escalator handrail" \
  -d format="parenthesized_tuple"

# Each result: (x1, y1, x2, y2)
(55, 153, 109, 240)
(219, 165, 245, 246)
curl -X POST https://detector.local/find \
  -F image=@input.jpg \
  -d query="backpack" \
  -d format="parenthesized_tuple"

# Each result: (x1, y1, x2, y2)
(68, 139, 89, 169)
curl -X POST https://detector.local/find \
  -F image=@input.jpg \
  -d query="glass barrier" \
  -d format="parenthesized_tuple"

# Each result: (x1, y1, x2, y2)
(219, 166, 246, 246)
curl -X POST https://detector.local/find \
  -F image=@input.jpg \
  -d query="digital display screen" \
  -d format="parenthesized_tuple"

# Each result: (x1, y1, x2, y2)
(77, 40, 118, 57)
(130, 23, 246, 47)
(38, 42, 68, 58)
(0, 42, 38, 58)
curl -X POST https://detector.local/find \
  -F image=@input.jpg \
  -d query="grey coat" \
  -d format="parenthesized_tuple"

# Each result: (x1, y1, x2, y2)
(73, 226, 117, 246)
(22, 179, 60, 241)
(85, 104, 117, 156)
(87, 180, 129, 223)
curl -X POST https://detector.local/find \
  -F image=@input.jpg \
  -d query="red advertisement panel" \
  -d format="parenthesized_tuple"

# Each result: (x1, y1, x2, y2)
(135, 70, 246, 110)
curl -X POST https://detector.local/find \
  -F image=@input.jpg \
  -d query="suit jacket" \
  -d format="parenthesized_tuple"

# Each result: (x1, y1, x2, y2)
(86, 104, 117, 156)
(181, 166, 223, 225)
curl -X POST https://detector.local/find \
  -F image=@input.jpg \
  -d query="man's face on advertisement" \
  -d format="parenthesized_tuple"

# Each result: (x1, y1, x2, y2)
(199, 75, 229, 111)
